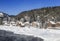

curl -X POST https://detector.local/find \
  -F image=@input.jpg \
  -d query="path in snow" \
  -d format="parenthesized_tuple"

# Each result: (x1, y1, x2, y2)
(0, 25, 60, 41)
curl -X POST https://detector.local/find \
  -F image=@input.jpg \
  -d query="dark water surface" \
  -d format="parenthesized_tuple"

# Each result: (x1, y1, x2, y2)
(0, 30, 44, 41)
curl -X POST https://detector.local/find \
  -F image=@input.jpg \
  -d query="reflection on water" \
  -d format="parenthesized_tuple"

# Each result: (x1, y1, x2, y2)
(0, 30, 44, 41)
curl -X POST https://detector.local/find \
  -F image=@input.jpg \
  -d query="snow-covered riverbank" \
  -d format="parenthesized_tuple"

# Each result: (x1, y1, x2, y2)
(0, 25, 60, 41)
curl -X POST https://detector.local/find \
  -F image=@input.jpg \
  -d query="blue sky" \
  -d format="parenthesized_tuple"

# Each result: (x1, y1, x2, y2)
(0, 0, 60, 15)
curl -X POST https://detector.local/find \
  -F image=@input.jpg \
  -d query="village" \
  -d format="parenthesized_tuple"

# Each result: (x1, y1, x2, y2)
(0, 0, 60, 41)
(0, 12, 60, 29)
(0, 12, 60, 41)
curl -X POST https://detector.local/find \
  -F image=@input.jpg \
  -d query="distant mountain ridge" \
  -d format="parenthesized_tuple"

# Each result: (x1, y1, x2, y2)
(0, 12, 16, 18)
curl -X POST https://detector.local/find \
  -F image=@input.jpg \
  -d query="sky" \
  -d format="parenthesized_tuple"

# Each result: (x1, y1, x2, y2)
(0, 0, 60, 15)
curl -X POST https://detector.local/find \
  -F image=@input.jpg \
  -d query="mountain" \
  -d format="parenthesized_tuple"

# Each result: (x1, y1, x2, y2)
(16, 6, 60, 21)
(1, 6, 60, 22)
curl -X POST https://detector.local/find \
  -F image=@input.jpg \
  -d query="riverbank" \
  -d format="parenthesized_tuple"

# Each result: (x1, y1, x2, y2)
(0, 25, 60, 41)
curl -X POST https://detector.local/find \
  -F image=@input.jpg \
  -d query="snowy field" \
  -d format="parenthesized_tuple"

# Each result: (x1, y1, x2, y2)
(0, 25, 60, 41)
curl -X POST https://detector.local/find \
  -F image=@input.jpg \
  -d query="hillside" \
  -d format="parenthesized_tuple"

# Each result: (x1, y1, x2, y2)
(16, 6, 60, 21)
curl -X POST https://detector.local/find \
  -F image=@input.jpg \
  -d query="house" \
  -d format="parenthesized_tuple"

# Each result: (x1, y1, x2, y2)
(3, 14, 9, 25)
(0, 12, 16, 25)
(47, 21, 56, 27)
(0, 12, 4, 25)
(56, 22, 60, 27)
(0, 12, 9, 25)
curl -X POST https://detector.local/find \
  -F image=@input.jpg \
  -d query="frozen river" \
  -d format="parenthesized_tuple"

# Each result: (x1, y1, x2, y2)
(0, 25, 60, 41)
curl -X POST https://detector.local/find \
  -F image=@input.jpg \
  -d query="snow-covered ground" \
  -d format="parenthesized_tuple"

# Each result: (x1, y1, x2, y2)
(0, 25, 60, 41)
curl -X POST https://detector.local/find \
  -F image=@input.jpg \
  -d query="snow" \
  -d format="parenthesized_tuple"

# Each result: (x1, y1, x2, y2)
(0, 25, 60, 41)
(50, 21, 56, 24)
(0, 13, 4, 17)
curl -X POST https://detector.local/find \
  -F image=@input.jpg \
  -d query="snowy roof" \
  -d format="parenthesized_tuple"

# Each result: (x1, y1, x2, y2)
(0, 13, 4, 17)
(50, 21, 56, 24)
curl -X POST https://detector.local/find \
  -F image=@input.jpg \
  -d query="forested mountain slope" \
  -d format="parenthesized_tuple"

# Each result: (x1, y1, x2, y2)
(16, 6, 60, 21)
